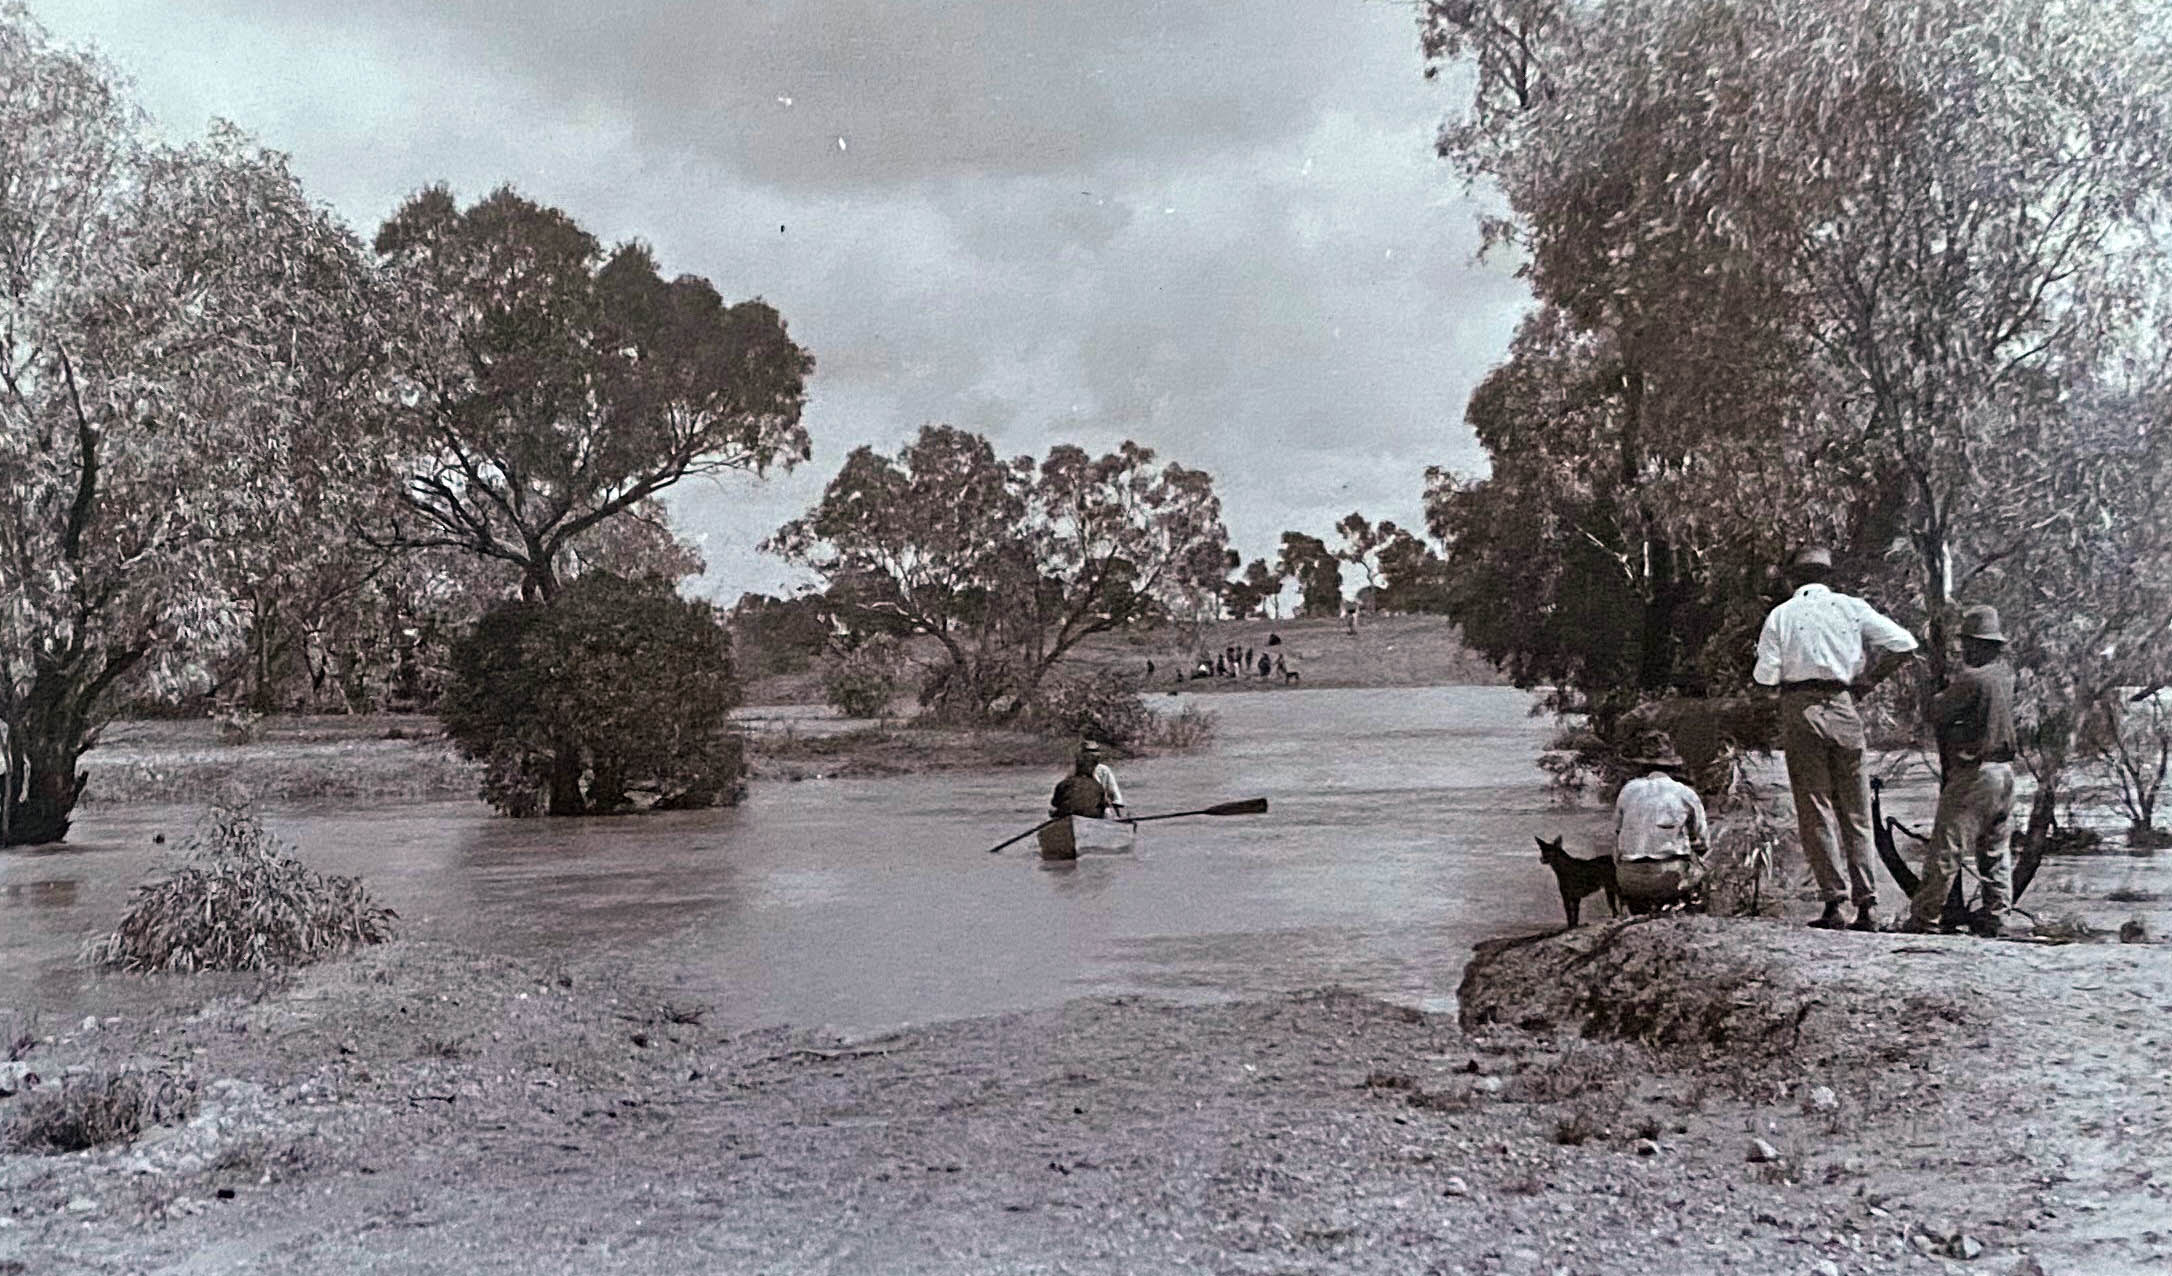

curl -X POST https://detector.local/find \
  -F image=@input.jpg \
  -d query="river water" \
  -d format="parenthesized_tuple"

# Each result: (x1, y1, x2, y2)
(2, 686, 1604, 1033)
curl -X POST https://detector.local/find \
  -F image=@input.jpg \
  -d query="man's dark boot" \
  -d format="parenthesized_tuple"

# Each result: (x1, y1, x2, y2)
(1849, 905, 1880, 932)
(1808, 902, 1847, 930)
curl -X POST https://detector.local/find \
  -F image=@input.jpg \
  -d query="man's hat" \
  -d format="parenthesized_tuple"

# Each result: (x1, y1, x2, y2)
(1957, 604, 2006, 643)
(1080, 740, 1103, 754)
(1622, 732, 1686, 770)
(1787, 545, 1834, 571)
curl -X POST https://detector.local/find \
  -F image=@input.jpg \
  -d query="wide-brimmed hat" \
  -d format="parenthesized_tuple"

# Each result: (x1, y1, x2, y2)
(1079, 740, 1104, 754)
(1957, 604, 2006, 643)
(1786, 545, 1834, 572)
(1622, 732, 1686, 770)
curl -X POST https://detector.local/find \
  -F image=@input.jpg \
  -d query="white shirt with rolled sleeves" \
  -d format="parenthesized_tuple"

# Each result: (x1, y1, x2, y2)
(1092, 762, 1125, 813)
(1613, 773, 1709, 862)
(1751, 583, 1918, 686)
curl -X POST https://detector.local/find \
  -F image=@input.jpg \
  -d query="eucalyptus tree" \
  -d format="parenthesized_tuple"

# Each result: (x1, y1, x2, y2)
(0, 14, 396, 843)
(1275, 533, 1343, 619)
(1424, 0, 2172, 684)
(769, 426, 1228, 717)
(373, 187, 813, 602)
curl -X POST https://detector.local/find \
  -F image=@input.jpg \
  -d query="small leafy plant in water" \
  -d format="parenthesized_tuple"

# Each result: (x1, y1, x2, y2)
(85, 803, 396, 973)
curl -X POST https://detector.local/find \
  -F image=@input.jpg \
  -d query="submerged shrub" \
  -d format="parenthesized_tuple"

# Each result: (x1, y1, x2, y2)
(4, 1067, 198, 1153)
(822, 636, 902, 718)
(442, 573, 747, 816)
(1149, 703, 1219, 751)
(86, 804, 396, 973)
(1029, 673, 1157, 748)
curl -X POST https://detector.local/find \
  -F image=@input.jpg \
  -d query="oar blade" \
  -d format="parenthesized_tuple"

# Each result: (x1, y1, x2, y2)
(1203, 797, 1269, 816)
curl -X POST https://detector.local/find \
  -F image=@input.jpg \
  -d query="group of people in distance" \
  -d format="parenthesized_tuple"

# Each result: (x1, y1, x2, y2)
(1607, 545, 2020, 937)
(1177, 641, 1290, 683)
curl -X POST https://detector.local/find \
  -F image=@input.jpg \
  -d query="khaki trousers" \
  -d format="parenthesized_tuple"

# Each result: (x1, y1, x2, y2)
(1780, 687, 1876, 907)
(1911, 761, 2015, 924)
(1616, 857, 1703, 913)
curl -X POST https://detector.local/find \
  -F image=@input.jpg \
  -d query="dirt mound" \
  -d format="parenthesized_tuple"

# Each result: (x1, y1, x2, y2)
(1459, 916, 1984, 1076)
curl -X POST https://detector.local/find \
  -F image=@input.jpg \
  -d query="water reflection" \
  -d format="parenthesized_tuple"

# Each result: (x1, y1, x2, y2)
(6, 686, 1592, 1031)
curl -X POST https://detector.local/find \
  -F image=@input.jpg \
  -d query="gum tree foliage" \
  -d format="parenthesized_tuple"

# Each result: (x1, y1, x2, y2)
(373, 186, 812, 602)
(1335, 513, 1454, 614)
(1421, 0, 2172, 787)
(1276, 532, 1343, 618)
(769, 425, 1229, 718)
(440, 573, 745, 817)
(0, 13, 396, 845)
(1222, 557, 1282, 620)
(1373, 524, 1455, 614)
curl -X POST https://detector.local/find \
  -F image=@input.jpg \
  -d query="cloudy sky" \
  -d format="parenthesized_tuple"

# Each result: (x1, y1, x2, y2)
(39, 0, 1528, 601)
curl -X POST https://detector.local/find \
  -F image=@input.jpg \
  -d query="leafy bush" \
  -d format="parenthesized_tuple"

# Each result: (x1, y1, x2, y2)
(1028, 673, 1158, 748)
(1149, 703, 1218, 751)
(442, 573, 747, 816)
(5, 1068, 198, 1153)
(85, 804, 395, 973)
(822, 636, 902, 718)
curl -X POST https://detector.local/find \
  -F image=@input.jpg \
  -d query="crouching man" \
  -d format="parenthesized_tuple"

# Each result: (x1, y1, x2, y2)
(1613, 734, 1710, 913)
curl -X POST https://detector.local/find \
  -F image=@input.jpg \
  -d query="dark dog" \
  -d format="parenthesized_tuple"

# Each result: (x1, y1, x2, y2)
(1536, 835, 1618, 928)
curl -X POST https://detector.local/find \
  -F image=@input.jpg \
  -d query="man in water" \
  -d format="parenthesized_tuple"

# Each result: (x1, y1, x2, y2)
(1049, 752, 1107, 819)
(1080, 740, 1127, 818)
(1612, 733, 1709, 913)
(1752, 546, 1919, 931)
(1902, 605, 2022, 937)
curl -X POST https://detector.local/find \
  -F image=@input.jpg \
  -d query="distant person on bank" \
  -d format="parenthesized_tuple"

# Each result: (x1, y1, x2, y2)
(1050, 752, 1108, 819)
(1753, 546, 1920, 931)
(1901, 605, 2022, 937)
(1612, 734, 1710, 912)
(1080, 740, 1127, 819)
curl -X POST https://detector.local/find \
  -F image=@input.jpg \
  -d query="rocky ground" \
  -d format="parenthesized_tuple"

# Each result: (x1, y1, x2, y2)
(3, 916, 2167, 1275)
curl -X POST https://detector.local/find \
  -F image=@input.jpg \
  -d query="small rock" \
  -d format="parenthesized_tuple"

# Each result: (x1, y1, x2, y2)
(1635, 1139, 1661, 1157)
(1442, 1175, 1471, 1197)
(63, 1197, 96, 1215)
(79, 1016, 97, 1034)
(2119, 919, 2148, 944)
(1815, 1260, 1842, 1276)
(1473, 1075, 1505, 1095)
(1911, 1232, 1940, 1255)
(0, 1061, 36, 1096)
(2003, 1254, 2048, 1276)
(1747, 1138, 1782, 1163)
(1807, 1085, 1840, 1113)
(1951, 1234, 1984, 1261)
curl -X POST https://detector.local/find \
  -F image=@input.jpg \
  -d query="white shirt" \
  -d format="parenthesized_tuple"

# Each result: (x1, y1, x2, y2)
(1092, 762, 1125, 812)
(1752, 584, 1917, 686)
(1613, 773, 1709, 862)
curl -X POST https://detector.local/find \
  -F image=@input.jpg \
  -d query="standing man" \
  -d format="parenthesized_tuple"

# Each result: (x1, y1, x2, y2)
(1080, 741, 1127, 819)
(1902, 606, 2021, 936)
(1612, 733, 1710, 913)
(1753, 547, 1920, 931)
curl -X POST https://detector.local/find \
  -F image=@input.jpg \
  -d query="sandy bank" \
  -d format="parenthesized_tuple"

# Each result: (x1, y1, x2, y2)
(4, 919, 2167, 1275)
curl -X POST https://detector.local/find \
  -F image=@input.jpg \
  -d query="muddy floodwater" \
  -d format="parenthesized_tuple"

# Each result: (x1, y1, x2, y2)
(4, 687, 1600, 1031)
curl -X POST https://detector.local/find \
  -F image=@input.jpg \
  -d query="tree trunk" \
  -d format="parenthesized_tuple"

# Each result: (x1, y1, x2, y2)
(1, 655, 125, 847)
(546, 744, 586, 816)
(588, 756, 629, 813)
(2013, 767, 2061, 902)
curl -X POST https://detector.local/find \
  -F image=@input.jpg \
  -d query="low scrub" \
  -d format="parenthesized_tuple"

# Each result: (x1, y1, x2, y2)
(1147, 703, 1218, 751)
(5, 1068, 197, 1153)
(1029, 673, 1159, 747)
(85, 804, 396, 973)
